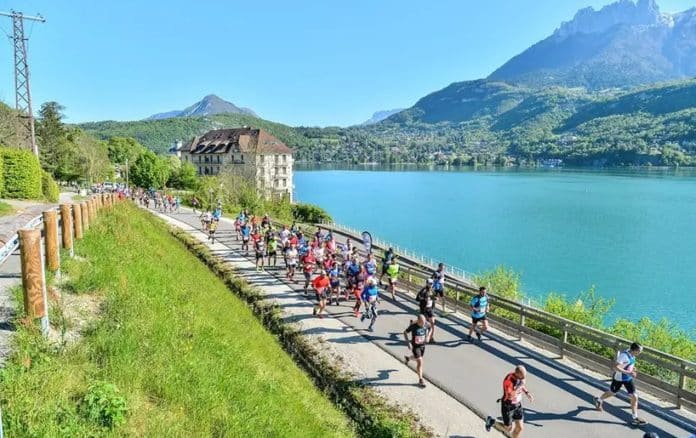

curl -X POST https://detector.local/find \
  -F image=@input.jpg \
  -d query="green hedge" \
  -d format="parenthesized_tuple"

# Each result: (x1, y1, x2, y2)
(41, 170, 60, 202)
(0, 155, 5, 196)
(0, 147, 42, 199)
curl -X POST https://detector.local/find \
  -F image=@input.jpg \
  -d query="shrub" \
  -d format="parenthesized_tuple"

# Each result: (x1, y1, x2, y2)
(292, 202, 332, 223)
(0, 147, 42, 199)
(41, 170, 60, 202)
(79, 381, 127, 429)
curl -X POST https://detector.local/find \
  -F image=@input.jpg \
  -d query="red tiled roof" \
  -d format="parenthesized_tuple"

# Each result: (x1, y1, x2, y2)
(180, 127, 293, 155)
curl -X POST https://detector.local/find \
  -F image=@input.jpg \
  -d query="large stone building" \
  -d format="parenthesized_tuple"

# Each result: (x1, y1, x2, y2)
(179, 127, 294, 201)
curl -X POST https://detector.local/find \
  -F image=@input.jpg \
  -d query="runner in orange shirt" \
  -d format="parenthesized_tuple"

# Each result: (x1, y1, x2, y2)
(311, 270, 330, 318)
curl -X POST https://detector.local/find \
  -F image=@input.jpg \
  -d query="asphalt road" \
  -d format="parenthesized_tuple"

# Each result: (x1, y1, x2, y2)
(162, 208, 696, 438)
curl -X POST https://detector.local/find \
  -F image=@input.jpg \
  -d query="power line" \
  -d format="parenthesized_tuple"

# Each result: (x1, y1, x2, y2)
(0, 10, 45, 156)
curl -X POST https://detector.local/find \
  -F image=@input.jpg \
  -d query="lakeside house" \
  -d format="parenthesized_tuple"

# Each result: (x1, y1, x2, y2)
(178, 127, 294, 202)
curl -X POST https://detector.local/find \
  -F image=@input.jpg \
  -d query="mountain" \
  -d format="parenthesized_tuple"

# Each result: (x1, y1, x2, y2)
(146, 94, 257, 120)
(361, 109, 404, 125)
(488, 0, 696, 89)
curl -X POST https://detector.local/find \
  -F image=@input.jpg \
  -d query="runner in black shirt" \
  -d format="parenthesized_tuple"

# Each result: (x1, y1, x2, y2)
(403, 314, 432, 387)
(416, 279, 437, 343)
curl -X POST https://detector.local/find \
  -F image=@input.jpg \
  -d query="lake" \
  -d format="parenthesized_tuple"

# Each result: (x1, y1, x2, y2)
(293, 165, 696, 333)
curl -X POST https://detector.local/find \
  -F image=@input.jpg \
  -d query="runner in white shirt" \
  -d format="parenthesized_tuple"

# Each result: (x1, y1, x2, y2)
(286, 245, 298, 281)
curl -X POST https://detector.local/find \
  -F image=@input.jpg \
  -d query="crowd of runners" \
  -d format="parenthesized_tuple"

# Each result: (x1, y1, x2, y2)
(134, 188, 182, 213)
(172, 205, 660, 438)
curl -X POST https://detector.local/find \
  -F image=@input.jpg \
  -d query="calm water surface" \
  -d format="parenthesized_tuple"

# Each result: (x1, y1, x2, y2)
(294, 166, 696, 333)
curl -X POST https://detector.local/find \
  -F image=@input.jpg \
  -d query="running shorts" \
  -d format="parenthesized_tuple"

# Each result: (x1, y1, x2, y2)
(421, 307, 434, 319)
(501, 401, 524, 426)
(610, 379, 635, 394)
(411, 344, 426, 359)
(472, 316, 487, 324)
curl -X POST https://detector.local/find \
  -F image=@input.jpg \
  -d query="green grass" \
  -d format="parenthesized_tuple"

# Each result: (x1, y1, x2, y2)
(0, 200, 14, 216)
(0, 203, 355, 437)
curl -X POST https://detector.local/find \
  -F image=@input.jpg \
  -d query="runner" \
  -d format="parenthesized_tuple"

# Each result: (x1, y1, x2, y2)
(240, 221, 251, 255)
(431, 263, 447, 312)
(302, 251, 317, 295)
(286, 243, 298, 281)
(311, 270, 330, 318)
(200, 210, 212, 232)
(379, 247, 395, 286)
(267, 233, 279, 267)
(385, 258, 400, 301)
(364, 253, 378, 279)
(234, 217, 242, 240)
(191, 196, 200, 213)
(468, 286, 490, 343)
(254, 235, 266, 271)
(328, 261, 341, 305)
(495, 365, 534, 438)
(416, 279, 437, 343)
(208, 217, 218, 244)
(360, 278, 380, 331)
(352, 279, 365, 317)
(594, 342, 648, 426)
(403, 314, 433, 388)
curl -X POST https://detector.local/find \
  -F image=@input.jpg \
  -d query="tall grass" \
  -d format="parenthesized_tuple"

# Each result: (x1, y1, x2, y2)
(0, 203, 355, 437)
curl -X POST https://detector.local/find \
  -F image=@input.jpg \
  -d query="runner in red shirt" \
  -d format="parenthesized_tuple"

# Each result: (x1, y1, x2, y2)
(302, 252, 316, 295)
(311, 270, 330, 318)
(491, 365, 533, 438)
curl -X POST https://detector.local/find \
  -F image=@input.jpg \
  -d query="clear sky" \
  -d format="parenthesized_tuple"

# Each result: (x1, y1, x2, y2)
(0, 0, 693, 126)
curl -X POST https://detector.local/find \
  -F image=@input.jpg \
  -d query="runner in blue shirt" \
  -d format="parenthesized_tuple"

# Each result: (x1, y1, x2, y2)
(360, 278, 380, 331)
(594, 342, 647, 425)
(240, 222, 251, 255)
(468, 286, 490, 343)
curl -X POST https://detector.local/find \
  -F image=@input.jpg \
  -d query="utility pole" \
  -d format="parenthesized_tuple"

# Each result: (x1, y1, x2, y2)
(0, 10, 45, 156)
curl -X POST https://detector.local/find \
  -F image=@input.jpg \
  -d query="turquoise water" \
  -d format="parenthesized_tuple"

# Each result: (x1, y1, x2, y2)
(294, 166, 696, 333)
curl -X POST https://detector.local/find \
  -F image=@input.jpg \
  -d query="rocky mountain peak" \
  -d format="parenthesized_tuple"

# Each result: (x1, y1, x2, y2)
(555, 0, 664, 38)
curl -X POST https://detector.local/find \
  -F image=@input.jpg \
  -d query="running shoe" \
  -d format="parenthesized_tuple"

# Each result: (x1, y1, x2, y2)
(418, 379, 426, 388)
(404, 356, 409, 364)
(593, 397, 603, 411)
(360, 313, 365, 322)
(476, 332, 482, 341)
(429, 337, 436, 344)
(630, 417, 647, 426)
(485, 416, 496, 432)
(312, 307, 317, 316)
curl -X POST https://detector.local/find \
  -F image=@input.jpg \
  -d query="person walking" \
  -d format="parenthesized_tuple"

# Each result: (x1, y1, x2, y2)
(468, 286, 490, 343)
(497, 365, 533, 438)
(403, 314, 433, 388)
(594, 342, 648, 425)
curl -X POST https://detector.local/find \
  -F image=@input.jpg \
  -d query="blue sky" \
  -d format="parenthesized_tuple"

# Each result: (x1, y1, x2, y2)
(0, 0, 693, 126)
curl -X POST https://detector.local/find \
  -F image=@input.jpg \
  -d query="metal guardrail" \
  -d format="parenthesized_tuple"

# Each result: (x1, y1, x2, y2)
(0, 212, 47, 266)
(313, 221, 696, 411)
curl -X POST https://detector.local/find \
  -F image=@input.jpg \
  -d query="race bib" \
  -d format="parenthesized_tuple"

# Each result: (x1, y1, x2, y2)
(426, 299, 433, 308)
(414, 335, 425, 344)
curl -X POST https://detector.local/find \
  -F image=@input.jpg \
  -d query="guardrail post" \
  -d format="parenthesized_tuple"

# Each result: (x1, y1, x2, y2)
(18, 229, 49, 335)
(60, 204, 73, 256)
(89, 198, 96, 221)
(677, 363, 686, 409)
(81, 201, 89, 231)
(42, 210, 60, 276)
(519, 307, 526, 341)
(560, 323, 569, 358)
(73, 203, 83, 240)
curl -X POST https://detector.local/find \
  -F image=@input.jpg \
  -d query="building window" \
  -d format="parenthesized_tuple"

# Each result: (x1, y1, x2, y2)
(198, 156, 202, 163)
(198, 166, 202, 174)
(282, 155, 287, 164)
(217, 155, 221, 163)
(282, 178, 287, 187)
(240, 154, 244, 162)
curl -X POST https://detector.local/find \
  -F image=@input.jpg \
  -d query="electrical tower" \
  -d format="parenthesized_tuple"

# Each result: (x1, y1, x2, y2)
(0, 10, 45, 156)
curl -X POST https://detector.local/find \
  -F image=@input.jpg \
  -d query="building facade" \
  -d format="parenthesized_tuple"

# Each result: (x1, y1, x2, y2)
(179, 127, 294, 201)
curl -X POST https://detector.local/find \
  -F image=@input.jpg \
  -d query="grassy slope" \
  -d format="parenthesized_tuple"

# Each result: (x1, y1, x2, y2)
(0, 204, 354, 437)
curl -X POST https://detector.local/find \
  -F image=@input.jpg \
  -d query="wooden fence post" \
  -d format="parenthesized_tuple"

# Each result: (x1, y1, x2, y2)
(519, 307, 526, 341)
(73, 203, 83, 240)
(42, 210, 60, 275)
(89, 198, 96, 221)
(18, 229, 49, 335)
(60, 204, 73, 256)
(81, 201, 90, 231)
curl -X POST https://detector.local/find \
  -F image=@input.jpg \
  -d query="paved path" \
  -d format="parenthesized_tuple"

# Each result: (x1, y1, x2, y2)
(158, 208, 696, 438)
(154, 208, 498, 437)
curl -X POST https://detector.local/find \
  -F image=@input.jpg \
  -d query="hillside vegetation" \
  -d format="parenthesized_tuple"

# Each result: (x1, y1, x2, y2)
(82, 78, 696, 167)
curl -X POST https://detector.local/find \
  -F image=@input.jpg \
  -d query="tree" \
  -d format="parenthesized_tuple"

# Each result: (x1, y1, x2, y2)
(36, 101, 69, 177)
(168, 161, 198, 190)
(73, 130, 112, 185)
(130, 150, 170, 189)
(107, 137, 145, 165)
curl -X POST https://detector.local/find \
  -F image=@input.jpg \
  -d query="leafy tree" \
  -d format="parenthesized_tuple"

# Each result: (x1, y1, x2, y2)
(73, 130, 112, 185)
(130, 150, 170, 189)
(107, 137, 145, 165)
(168, 161, 198, 190)
(36, 101, 69, 177)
